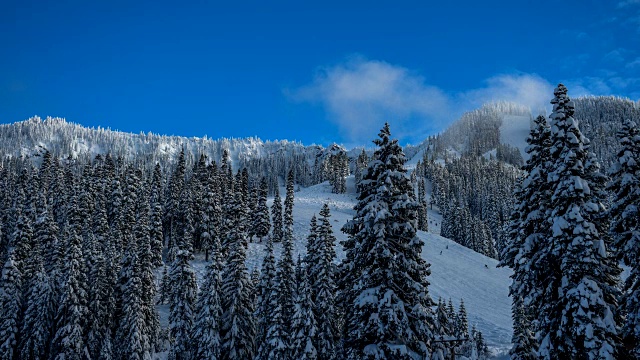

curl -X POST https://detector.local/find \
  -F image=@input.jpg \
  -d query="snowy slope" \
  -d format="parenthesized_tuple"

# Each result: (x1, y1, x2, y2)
(422, 232, 512, 354)
(185, 176, 513, 357)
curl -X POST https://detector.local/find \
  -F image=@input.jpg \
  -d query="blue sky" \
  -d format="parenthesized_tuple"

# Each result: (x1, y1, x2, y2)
(1, 0, 639, 146)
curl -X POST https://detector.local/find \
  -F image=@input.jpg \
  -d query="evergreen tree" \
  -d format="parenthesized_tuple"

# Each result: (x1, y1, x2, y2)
(19, 265, 55, 360)
(0, 251, 22, 360)
(19, 215, 55, 360)
(135, 182, 161, 355)
(315, 204, 337, 360)
(499, 114, 551, 357)
(252, 177, 271, 242)
(537, 84, 620, 359)
(354, 149, 369, 186)
(509, 298, 536, 360)
(271, 187, 284, 242)
(168, 250, 198, 360)
(191, 237, 223, 360)
(274, 212, 296, 358)
(339, 124, 436, 359)
(455, 299, 469, 340)
(303, 215, 319, 293)
(607, 119, 640, 356)
(432, 299, 453, 360)
(166, 148, 186, 253)
(220, 192, 256, 360)
(284, 169, 295, 245)
(417, 177, 428, 232)
(473, 327, 490, 360)
(115, 243, 151, 360)
(50, 224, 89, 360)
(291, 271, 318, 360)
(262, 281, 289, 360)
(159, 265, 170, 305)
(255, 237, 279, 360)
(150, 163, 164, 267)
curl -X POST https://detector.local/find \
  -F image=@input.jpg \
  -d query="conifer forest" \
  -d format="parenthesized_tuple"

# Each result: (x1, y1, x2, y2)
(1, 84, 640, 360)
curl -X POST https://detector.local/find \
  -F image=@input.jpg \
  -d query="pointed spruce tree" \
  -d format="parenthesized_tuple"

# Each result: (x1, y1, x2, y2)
(168, 249, 198, 360)
(607, 119, 640, 356)
(220, 191, 256, 360)
(536, 84, 621, 359)
(191, 236, 223, 360)
(252, 177, 271, 242)
(498, 113, 551, 357)
(271, 187, 284, 242)
(50, 224, 89, 360)
(339, 123, 436, 359)
(0, 250, 22, 360)
(255, 237, 278, 359)
(291, 270, 318, 360)
(284, 169, 295, 245)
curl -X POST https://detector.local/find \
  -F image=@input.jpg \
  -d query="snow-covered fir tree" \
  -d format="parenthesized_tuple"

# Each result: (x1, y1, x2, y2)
(291, 268, 318, 360)
(191, 236, 223, 360)
(252, 177, 271, 242)
(284, 168, 295, 245)
(0, 250, 22, 360)
(537, 84, 621, 359)
(315, 204, 337, 360)
(271, 187, 284, 242)
(499, 114, 551, 357)
(255, 237, 279, 360)
(273, 208, 297, 358)
(339, 123, 437, 359)
(509, 298, 536, 360)
(607, 119, 640, 357)
(220, 191, 256, 360)
(50, 223, 89, 360)
(168, 249, 198, 360)
(19, 263, 55, 360)
(149, 163, 165, 267)
(354, 149, 369, 186)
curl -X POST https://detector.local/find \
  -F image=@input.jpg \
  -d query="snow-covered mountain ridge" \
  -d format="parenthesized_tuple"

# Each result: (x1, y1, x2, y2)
(0, 116, 314, 167)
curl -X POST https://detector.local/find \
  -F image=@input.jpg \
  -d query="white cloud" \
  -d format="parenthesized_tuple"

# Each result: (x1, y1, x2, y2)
(288, 56, 451, 144)
(459, 74, 554, 115)
(288, 57, 556, 144)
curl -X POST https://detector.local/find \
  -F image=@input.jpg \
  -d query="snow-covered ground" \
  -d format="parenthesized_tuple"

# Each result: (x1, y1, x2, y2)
(162, 175, 513, 358)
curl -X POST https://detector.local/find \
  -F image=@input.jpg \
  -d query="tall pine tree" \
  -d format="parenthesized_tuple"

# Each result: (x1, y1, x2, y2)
(537, 84, 620, 359)
(608, 119, 640, 356)
(339, 124, 436, 359)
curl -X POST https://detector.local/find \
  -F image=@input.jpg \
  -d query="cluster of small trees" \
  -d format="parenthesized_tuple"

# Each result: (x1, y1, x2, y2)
(418, 155, 518, 259)
(313, 144, 349, 194)
(501, 84, 640, 359)
(433, 298, 490, 359)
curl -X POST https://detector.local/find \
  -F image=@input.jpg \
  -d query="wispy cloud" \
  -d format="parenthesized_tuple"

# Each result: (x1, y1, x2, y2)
(459, 74, 554, 114)
(287, 56, 451, 144)
(604, 49, 627, 63)
(287, 57, 555, 144)
(626, 57, 640, 68)
(618, 0, 640, 8)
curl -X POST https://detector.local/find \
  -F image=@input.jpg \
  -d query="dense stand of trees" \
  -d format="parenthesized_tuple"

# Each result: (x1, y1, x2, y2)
(0, 124, 491, 359)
